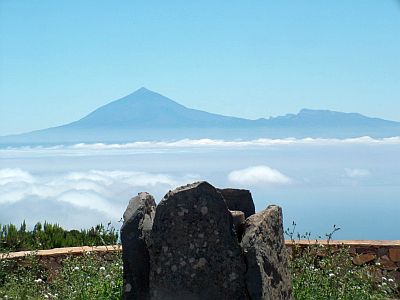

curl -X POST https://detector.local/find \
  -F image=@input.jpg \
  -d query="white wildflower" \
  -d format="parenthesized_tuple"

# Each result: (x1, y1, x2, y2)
(388, 278, 394, 282)
(34, 278, 43, 283)
(73, 266, 79, 271)
(99, 266, 106, 271)
(328, 273, 335, 277)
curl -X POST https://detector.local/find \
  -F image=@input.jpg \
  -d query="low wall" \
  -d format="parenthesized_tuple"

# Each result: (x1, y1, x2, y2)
(285, 240, 400, 282)
(0, 245, 121, 260)
(286, 240, 400, 267)
(2, 241, 399, 281)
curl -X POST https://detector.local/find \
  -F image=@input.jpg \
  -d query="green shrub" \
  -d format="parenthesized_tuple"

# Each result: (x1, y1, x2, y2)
(0, 221, 118, 252)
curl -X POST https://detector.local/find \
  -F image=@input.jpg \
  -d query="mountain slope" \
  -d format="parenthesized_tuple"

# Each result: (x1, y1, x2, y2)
(1, 88, 400, 144)
(66, 87, 254, 129)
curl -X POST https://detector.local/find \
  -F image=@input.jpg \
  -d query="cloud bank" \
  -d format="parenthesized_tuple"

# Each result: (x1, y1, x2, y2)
(0, 168, 197, 219)
(228, 165, 292, 186)
(1, 136, 400, 154)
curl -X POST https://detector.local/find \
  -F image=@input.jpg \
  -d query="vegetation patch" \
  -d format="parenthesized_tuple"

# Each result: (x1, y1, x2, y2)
(0, 222, 399, 299)
(0, 222, 118, 252)
(286, 224, 399, 299)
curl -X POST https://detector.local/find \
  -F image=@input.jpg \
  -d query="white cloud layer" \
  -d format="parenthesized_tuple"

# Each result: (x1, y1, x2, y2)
(0, 168, 197, 219)
(228, 165, 292, 186)
(345, 168, 371, 178)
(1, 136, 400, 155)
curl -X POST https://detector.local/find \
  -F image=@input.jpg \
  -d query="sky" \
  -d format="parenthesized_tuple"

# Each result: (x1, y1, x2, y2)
(1, 0, 400, 135)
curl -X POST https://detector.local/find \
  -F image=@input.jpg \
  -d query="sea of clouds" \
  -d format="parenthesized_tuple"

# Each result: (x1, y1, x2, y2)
(1, 136, 400, 153)
(1, 137, 399, 237)
(0, 164, 296, 229)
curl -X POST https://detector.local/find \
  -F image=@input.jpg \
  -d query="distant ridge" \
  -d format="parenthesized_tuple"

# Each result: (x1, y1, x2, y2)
(1, 87, 400, 145)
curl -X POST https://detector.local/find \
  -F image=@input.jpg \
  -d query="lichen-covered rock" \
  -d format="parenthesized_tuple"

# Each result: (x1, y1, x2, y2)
(121, 192, 156, 300)
(148, 182, 248, 300)
(241, 205, 293, 300)
(218, 188, 255, 219)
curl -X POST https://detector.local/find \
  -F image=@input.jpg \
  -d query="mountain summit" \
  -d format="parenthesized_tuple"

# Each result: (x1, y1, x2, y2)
(1, 88, 399, 144)
(68, 87, 252, 129)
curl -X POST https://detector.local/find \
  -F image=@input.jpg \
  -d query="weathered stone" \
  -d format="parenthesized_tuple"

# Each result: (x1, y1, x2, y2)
(230, 210, 245, 241)
(218, 188, 255, 219)
(389, 248, 400, 262)
(377, 246, 388, 258)
(380, 255, 398, 270)
(149, 182, 247, 300)
(241, 205, 293, 300)
(121, 192, 156, 300)
(230, 210, 245, 228)
(352, 253, 376, 266)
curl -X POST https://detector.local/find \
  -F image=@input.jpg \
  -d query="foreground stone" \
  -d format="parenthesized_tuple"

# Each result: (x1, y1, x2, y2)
(241, 205, 293, 300)
(148, 182, 247, 300)
(121, 192, 156, 300)
(230, 210, 246, 241)
(218, 188, 255, 219)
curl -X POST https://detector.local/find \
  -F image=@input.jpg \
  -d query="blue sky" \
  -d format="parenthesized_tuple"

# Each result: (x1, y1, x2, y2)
(1, 0, 400, 135)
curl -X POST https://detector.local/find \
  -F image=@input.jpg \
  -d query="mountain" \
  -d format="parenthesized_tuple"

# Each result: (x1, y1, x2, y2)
(1, 87, 400, 145)
(65, 87, 255, 129)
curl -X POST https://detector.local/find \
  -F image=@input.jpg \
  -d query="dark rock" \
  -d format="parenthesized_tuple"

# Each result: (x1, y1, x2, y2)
(121, 192, 156, 300)
(241, 205, 293, 300)
(148, 182, 248, 300)
(230, 210, 246, 241)
(218, 188, 255, 219)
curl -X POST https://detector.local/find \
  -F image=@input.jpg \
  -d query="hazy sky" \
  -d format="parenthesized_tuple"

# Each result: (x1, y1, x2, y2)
(1, 1, 400, 135)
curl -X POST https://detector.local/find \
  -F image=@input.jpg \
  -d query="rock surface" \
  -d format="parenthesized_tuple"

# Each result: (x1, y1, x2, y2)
(148, 182, 248, 300)
(241, 205, 293, 300)
(353, 253, 376, 266)
(389, 248, 400, 262)
(121, 192, 156, 300)
(230, 210, 246, 241)
(218, 188, 255, 219)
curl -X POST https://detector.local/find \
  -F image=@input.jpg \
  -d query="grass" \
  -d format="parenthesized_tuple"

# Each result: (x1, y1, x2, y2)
(0, 251, 123, 300)
(287, 224, 399, 300)
(0, 224, 399, 299)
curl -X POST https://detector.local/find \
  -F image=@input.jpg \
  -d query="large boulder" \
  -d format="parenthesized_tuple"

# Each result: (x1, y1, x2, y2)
(218, 188, 255, 219)
(121, 192, 157, 300)
(240, 205, 293, 300)
(148, 182, 248, 300)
